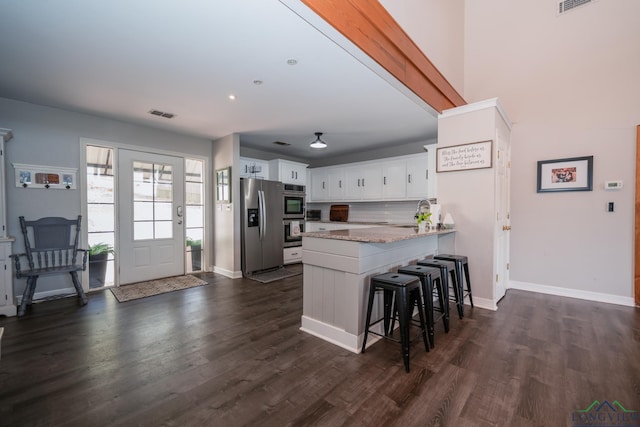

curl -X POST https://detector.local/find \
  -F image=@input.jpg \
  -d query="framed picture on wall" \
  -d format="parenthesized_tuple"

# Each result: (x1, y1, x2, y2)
(215, 167, 231, 203)
(536, 156, 593, 193)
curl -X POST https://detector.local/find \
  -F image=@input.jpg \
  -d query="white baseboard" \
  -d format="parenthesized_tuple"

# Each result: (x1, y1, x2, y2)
(509, 280, 636, 307)
(213, 266, 242, 279)
(468, 296, 497, 311)
(16, 287, 77, 304)
(300, 315, 363, 354)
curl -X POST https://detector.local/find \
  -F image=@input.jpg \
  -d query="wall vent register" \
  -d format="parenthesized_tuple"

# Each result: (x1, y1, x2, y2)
(558, 0, 594, 15)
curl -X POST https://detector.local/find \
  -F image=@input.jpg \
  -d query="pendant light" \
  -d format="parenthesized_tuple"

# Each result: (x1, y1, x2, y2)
(309, 132, 327, 149)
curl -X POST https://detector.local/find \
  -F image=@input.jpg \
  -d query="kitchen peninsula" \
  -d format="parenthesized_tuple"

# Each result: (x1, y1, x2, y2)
(300, 226, 455, 353)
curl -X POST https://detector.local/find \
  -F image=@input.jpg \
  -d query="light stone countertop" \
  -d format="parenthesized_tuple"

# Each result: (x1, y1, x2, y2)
(300, 226, 455, 244)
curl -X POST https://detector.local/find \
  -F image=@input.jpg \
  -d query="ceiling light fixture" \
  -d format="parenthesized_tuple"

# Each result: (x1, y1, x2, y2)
(309, 132, 327, 149)
(228, 94, 236, 100)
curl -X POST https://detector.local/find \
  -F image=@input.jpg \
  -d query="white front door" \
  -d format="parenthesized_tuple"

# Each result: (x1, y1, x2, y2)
(118, 149, 185, 284)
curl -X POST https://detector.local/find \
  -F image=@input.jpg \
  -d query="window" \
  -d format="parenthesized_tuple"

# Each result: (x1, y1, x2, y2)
(86, 145, 115, 288)
(185, 159, 204, 272)
(132, 161, 174, 240)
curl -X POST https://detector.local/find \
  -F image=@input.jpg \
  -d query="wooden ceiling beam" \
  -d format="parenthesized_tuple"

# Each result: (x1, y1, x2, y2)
(301, 0, 466, 113)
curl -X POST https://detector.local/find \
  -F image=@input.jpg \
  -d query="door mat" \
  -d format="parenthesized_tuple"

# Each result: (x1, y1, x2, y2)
(110, 275, 208, 302)
(246, 267, 301, 284)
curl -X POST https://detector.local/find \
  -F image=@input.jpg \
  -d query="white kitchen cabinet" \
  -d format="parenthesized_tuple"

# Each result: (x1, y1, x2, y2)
(239, 157, 269, 179)
(307, 153, 434, 202)
(270, 159, 308, 185)
(309, 168, 328, 201)
(406, 153, 430, 199)
(345, 164, 383, 200)
(381, 160, 406, 199)
(0, 129, 15, 317)
(328, 168, 346, 200)
(283, 246, 302, 264)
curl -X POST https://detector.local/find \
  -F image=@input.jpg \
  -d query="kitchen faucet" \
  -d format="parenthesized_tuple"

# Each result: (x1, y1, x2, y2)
(415, 199, 431, 217)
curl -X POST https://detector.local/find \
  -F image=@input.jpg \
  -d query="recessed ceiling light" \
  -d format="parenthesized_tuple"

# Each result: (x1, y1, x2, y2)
(253, 80, 263, 85)
(286, 58, 298, 66)
(228, 94, 236, 100)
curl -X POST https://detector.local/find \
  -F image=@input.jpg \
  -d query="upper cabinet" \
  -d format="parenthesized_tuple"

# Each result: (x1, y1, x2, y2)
(406, 155, 431, 199)
(308, 153, 433, 202)
(269, 159, 308, 185)
(310, 169, 329, 201)
(344, 163, 383, 200)
(239, 157, 269, 180)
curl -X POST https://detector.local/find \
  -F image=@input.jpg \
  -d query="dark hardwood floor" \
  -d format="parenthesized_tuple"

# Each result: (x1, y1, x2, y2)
(1, 268, 639, 426)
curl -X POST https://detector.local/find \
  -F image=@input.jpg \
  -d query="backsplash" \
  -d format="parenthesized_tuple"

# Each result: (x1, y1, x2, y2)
(307, 201, 424, 224)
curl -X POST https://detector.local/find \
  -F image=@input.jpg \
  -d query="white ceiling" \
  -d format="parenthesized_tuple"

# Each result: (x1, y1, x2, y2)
(0, 0, 438, 162)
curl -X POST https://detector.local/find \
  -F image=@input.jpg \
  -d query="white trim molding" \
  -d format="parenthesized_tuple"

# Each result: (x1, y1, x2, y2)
(439, 98, 513, 131)
(509, 280, 635, 307)
(213, 266, 243, 279)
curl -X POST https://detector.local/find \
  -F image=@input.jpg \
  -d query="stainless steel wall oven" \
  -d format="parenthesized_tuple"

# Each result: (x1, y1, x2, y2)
(283, 219, 304, 248)
(283, 183, 305, 219)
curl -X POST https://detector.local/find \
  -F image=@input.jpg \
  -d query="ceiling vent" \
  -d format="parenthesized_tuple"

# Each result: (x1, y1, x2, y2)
(272, 141, 290, 146)
(558, 0, 594, 15)
(149, 109, 176, 119)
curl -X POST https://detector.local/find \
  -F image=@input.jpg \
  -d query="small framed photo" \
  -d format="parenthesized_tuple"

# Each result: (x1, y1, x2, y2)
(537, 156, 593, 193)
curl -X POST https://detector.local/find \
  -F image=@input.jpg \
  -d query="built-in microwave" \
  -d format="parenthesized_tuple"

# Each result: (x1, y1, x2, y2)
(283, 184, 305, 219)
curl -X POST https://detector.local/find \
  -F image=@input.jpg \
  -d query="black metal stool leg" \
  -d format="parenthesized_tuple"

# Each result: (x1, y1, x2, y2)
(463, 263, 474, 307)
(396, 286, 411, 373)
(361, 282, 377, 353)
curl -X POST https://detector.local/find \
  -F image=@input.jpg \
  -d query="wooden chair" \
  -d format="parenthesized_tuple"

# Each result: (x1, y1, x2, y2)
(13, 216, 88, 316)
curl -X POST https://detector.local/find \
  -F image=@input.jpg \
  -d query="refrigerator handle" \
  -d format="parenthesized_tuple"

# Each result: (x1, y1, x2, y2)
(258, 190, 265, 240)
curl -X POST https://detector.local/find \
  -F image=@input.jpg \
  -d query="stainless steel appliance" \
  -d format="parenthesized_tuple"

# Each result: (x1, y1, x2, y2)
(306, 209, 321, 221)
(283, 183, 305, 219)
(241, 178, 284, 276)
(283, 219, 305, 248)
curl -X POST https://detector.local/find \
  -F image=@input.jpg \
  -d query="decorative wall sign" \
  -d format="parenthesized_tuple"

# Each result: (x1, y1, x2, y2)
(536, 156, 593, 193)
(13, 163, 77, 189)
(436, 140, 493, 172)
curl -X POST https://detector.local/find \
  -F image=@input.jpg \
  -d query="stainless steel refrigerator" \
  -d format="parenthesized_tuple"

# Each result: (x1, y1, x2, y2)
(241, 178, 284, 276)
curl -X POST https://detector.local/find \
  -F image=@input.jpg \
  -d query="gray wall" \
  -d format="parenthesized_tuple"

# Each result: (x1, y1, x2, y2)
(1, 97, 212, 296)
(212, 133, 241, 276)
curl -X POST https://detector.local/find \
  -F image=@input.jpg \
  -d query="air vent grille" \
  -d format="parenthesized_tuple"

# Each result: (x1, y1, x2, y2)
(149, 109, 176, 119)
(558, 0, 593, 15)
(273, 141, 290, 146)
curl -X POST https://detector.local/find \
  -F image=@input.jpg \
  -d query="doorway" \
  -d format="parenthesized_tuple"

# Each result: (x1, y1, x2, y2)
(84, 142, 207, 288)
(117, 149, 185, 284)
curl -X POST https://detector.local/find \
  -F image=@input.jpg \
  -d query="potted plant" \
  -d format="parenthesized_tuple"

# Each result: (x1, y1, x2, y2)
(415, 212, 432, 231)
(88, 243, 114, 289)
(186, 237, 202, 271)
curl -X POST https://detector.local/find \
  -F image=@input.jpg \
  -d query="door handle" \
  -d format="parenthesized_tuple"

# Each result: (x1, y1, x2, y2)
(408, 174, 412, 184)
(502, 225, 511, 231)
(177, 206, 183, 217)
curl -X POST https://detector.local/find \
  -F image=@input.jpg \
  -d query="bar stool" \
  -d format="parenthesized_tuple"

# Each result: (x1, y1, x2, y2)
(397, 264, 449, 348)
(417, 258, 464, 319)
(434, 254, 474, 309)
(362, 272, 429, 373)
